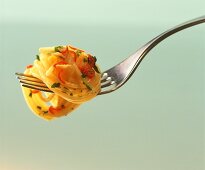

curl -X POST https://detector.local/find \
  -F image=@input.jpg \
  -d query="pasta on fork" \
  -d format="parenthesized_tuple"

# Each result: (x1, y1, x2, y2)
(21, 45, 101, 120)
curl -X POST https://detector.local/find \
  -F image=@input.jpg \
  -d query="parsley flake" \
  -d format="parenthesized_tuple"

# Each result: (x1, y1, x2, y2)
(54, 46, 63, 52)
(37, 106, 42, 110)
(93, 56, 97, 62)
(83, 58, 88, 62)
(36, 55, 40, 61)
(51, 82, 60, 88)
(76, 50, 82, 56)
(29, 92, 32, 97)
(81, 74, 86, 78)
(93, 65, 100, 73)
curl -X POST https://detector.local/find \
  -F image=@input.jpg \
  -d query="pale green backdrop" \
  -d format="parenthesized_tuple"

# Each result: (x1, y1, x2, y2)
(0, 0, 205, 170)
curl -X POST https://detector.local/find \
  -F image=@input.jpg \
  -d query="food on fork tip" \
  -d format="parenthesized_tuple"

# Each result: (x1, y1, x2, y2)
(21, 45, 101, 120)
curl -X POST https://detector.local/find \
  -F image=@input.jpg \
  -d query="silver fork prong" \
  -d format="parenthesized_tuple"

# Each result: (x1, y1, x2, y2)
(22, 84, 53, 93)
(19, 80, 49, 89)
(101, 80, 116, 89)
(17, 76, 45, 84)
(101, 77, 112, 88)
(15, 72, 53, 93)
(17, 73, 50, 89)
(100, 73, 108, 81)
(15, 72, 40, 79)
(16, 72, 46, 85)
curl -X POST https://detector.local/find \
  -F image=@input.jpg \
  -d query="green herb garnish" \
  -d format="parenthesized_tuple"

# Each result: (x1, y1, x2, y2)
(54, 46, 63, 52)
(76, 50, 82, 56)
(93, 56, 97, 62)
(51, 82, 60, 88)
(93, 65, 100, 73)
(37, 106, 42, 110)
(83, 81, 92, 90)
(29, 92, 32, 97)
(81, 75, 92, 90)
(83, 58, 88, 62)
(43, 111, 48, 114)
(81, 74, 86, 78)
(36, 55, 40, 61)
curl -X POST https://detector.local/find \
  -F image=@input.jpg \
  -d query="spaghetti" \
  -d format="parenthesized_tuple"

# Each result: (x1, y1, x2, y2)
(21, 45, 101, 120)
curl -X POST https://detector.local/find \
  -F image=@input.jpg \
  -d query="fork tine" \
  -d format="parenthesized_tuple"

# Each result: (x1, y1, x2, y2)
(22, 84, 53, 93)
(15, 72, 53, 93)
(15, 72, 40, 79)
(19, 80, 49, 89)
(17, 76, 45, 84)
(99, 80, 116, 95)
(101, 77, 111, 86)
(16, 72, 48, 86)
(100, 73, 108, 80)
(101, 80, 116, 88)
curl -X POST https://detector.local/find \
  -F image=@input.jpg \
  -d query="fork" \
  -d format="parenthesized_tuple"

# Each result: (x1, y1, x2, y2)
(16, 16, 205, 95)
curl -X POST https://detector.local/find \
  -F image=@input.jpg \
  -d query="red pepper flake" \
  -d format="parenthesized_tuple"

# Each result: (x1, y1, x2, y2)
(81, 65, 95, 79)
(68, 50, 77, 60)
(69, 45, 78, 51)
(60, 46, 68, 57)
(88, 55, 96, 68)
(26, 65, 33, 69)
(31, 90, 40, 94)
(58, 70, 66, 84)
(69, 45, 85, 52)
(49, 106, 62, 114)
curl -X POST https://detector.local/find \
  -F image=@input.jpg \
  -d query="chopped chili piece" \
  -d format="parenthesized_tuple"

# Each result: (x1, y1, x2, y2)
(26, 65, 33, 69)
(31, 90, 40, 94)
(81, 65, 95, 79)
(69, 45, 78, 51)
(58, 70, 66, 84)
(49, 106, 62, 114)
(88, 55, 96, 67)
(60, 46, 68, 57)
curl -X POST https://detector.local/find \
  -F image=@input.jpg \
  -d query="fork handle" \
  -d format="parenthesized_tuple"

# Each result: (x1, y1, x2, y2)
(126, 16, 205, 79)
(142, 16, 205, 53)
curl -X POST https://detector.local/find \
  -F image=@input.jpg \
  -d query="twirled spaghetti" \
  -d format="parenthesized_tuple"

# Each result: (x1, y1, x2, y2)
(21, 45, 101, 120)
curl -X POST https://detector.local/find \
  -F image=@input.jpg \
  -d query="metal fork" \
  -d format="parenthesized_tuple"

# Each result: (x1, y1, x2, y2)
(16, 16, 205, 95)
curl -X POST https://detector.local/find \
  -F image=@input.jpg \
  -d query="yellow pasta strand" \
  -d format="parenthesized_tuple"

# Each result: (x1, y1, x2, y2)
(21, 45, 101, 120)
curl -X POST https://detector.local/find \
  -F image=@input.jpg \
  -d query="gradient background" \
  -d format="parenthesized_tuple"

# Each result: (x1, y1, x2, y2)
(0, 0, 205, 170)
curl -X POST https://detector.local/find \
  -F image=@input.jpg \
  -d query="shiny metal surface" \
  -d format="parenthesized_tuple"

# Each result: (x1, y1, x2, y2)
(98, 16, 205, 95)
